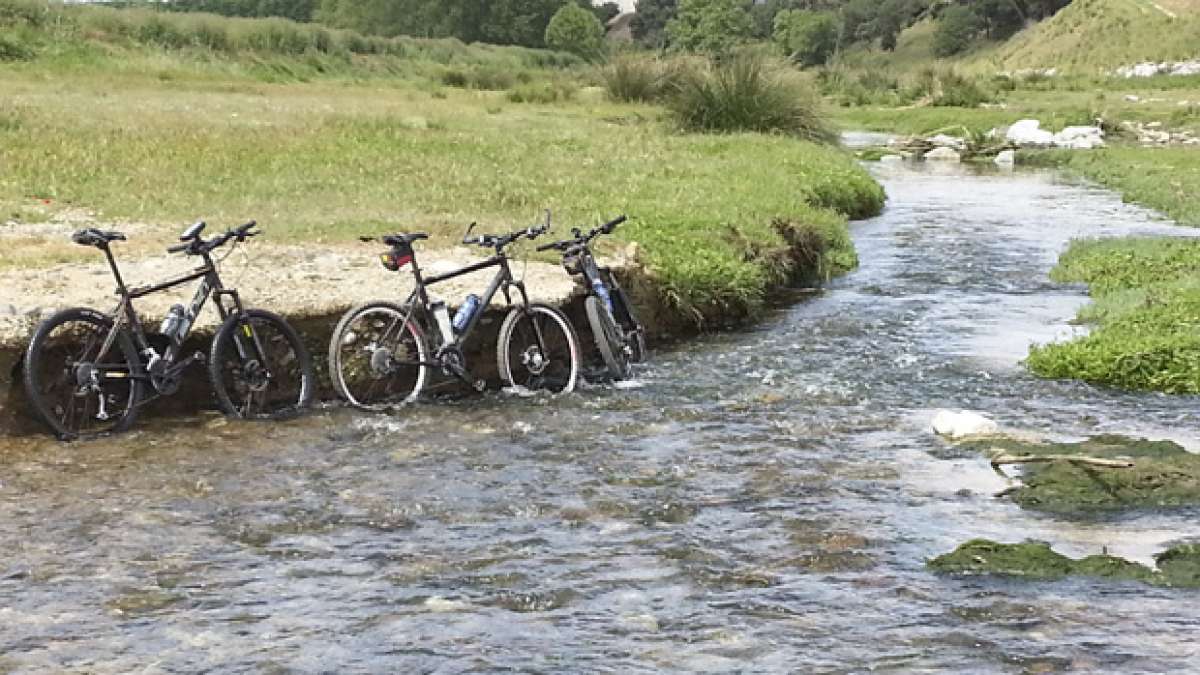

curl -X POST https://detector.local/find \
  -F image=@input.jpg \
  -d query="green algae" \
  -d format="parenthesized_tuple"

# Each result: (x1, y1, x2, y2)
(929, 539, 1200, 589)
(963, 435, 1200, 515)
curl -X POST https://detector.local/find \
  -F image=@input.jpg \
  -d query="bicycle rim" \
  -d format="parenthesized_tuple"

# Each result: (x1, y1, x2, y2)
(332, 304, 428, 409)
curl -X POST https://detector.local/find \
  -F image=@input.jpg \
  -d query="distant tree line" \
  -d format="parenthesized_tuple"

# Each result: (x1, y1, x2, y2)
(633, 0, 1073, 62)
(161, 0, 621, 50)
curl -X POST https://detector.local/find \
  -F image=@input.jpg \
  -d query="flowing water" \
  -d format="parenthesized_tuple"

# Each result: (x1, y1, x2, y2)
(3, 160, 1200, 672)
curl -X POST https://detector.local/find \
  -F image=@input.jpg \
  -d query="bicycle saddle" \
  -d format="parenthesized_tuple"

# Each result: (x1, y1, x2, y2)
(383, 233, 429, 247)
(71, 228, 127, 248)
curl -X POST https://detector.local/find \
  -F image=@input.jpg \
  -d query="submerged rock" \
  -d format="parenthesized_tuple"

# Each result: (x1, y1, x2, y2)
(929, 539, 1200, 589)
(923, 147, 961, 162)
(969, 435, 1200, 515)
(993, 149, 1015, 167)
(931, 410, 998, 439)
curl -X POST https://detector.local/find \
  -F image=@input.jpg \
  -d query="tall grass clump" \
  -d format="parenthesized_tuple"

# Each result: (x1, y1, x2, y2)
(669, 53, 835, 143)
(910, 67, 997, 108)
(602, 54, 695, 103)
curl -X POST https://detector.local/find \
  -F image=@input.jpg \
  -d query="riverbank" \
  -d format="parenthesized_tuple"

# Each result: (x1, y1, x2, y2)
(0, 19, 884, 435)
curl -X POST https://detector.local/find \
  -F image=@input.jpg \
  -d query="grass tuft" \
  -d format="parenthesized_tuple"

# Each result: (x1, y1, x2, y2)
(669, 53, 836, 143)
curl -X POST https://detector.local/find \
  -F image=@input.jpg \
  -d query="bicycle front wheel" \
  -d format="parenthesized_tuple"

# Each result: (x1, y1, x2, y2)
(328, 301, 429, 411)
(585, 295, 632, 381)
(497, 303, 580, 394)
(208, 309, 315, 419)
(22, 307, 143, 439)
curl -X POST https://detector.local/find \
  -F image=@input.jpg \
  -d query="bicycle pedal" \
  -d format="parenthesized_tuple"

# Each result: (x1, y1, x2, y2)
(473, 380, 486, 392)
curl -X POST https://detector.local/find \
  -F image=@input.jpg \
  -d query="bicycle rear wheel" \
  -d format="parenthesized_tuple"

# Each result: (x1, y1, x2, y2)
(328, 301, 429, 410)
(208, 309, 315, 419)
(497, 303, 580, 394)
(22, 307, 142, 439)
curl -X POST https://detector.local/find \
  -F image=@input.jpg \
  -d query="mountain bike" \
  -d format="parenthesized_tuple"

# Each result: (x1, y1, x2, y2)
(22, 221, 316, 440)
(537, 214, 646, 381)
(328, 216, 581, 410)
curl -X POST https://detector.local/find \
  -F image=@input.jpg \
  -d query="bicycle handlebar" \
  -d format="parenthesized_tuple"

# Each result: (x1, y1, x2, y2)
(462, 222, 549, 251)
(536, 215, 627, 252)
(169, 221, 258, 255)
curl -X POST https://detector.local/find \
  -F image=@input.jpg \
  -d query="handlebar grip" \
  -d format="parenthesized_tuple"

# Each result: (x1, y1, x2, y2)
(536, 241, 559, 252)
(603, 215, 627, 232)
(167, 242, 190, 254)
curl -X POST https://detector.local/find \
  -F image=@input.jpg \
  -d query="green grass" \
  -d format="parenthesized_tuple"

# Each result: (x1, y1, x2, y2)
(1026, 237, 1200, 393)
(0, 63, 881, 327)
(1024, 147, 1200, 226)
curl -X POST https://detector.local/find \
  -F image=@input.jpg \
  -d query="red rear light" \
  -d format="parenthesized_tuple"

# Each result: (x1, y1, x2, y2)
(380, 251, 413, 271)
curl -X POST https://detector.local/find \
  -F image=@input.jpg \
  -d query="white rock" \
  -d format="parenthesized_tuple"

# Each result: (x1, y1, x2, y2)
(931, 410, 999, 439)
(1124, 94, 1141, 103)
(879, 154, 905, 164)
(1005, 119, 1053, 146)
(993, 149, 1015, 166)
(924, 147, 961, 162)
(927, 134, 966, 150)
(1051, 126, 1105, 149)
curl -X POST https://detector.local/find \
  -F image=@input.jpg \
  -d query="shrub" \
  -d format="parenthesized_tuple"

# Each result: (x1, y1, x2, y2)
(506, 80, 577, 104)
(668, 53, 835, 142)
(544, 3, 605, 61)
(932, 5, 982, 57)
(440, 65, 519, 91)
(0, 0, 50, 28)
(0, 32, 33, 61)
(772, 10, 837, 68)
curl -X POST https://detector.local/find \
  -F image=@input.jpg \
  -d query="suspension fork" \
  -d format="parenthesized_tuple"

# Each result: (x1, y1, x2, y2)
(221, 289, 272, 377)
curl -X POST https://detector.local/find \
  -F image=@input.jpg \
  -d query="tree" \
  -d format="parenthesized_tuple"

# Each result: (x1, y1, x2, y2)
(666, 0, 753, 54)
(932, 5, 983, 57)
(481, 0, 571, 48)
(546, 3, 606, 59)
(631, 0, 678, 48)
(772, 9, 837, 66)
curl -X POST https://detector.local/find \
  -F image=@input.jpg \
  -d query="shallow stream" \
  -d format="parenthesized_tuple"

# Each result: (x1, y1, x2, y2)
(3, 160, 1199, 672)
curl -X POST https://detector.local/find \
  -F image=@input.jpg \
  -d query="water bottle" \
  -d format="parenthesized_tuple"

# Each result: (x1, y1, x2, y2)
(431, 301, 454, 345)
(452, 294, 481, 334)
(160, 304, 186, 341)
(591, 279, 614, 315)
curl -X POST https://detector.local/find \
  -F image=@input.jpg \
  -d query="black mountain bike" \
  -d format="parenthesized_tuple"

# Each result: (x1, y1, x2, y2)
(538, 215, 646, 381)
(22, 221, 316, 439)
(328, 218, 581, 410)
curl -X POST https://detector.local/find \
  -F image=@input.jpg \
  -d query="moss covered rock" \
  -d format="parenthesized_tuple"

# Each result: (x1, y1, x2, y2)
(929, 539, 1200, 589)
(965, 435, 1200, 515)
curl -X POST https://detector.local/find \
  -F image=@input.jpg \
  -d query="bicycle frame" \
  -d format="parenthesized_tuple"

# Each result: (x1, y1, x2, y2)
(403, 252, 530, 352)
(93, 244, 252, 382)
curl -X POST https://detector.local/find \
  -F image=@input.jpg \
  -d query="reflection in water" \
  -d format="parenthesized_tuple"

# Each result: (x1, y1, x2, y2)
(3, 162, 1200, 672)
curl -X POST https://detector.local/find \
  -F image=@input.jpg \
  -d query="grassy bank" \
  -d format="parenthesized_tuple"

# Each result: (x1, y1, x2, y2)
(0, 6, 883, 328)
(1024, 147, 1200, 226)
(1026, 236, 1200, 393)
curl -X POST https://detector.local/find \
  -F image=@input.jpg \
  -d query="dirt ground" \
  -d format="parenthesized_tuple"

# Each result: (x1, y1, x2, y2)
(0, 218, 600, 348)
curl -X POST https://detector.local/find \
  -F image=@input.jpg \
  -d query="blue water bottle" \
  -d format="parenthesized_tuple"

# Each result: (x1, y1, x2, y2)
(452, 294, 481, 334)
(591, 279, 614, 315)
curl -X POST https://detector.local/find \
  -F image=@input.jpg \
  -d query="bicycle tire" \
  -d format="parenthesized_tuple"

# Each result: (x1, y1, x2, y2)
(208, 308, 315, 419)
(327, 301, 430, 411)
(585, 295, 632, 381)
(497, 303, 580, 394)
(22, 307, 143, 439)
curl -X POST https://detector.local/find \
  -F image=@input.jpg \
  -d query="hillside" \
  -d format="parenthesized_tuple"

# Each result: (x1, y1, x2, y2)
(841, 0, 1200, 75)
(983, 0, 1200, 72)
